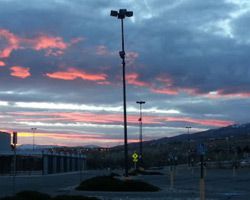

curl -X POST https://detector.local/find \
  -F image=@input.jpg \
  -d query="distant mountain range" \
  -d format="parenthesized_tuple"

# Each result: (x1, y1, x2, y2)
(18, 123, 250, 150)
(18, 144, 58, 150)
(113, 123, 250, 150)
(18, 144, 103, 150)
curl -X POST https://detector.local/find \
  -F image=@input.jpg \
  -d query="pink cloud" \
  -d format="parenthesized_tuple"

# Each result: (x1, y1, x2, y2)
(150, 88, 179, 95)
(33, 35, 67, 50)
(17, 131, 138, 146)
(12, 111, 233, 127)
(96, 45, 109, 56)
(204, 89, 250, 99)
(0, 28, 82, 58)
(0, 29, 20, 58)
(10, 66, 31, 79)
(164, 116, 233, 127)
(46, 67, 108, 82)
(126, 51, 139, 66)
(127, 73, 149, 87)
(0, 61, 6, 66)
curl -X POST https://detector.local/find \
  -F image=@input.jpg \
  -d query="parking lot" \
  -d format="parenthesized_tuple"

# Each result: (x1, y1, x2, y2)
(0, 167, 250, 200)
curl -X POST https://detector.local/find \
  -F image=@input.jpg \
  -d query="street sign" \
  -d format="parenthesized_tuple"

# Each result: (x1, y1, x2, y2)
(132, 152, 138, 163)
(197, 143, 206, 155)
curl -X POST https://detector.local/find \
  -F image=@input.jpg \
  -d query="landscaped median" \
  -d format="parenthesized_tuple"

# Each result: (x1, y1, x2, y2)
(128, 168, 164, 176)
(0, 191, 99, 200)
(76, 174, 160, 192)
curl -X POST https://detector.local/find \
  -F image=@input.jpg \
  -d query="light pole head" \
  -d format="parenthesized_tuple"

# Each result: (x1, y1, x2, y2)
(136, 101, 146, 104)
(110, 9, 133, 19)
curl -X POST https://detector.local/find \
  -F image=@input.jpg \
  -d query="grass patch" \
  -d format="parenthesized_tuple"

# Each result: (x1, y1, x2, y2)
(0, 191, 99, 200)
(76, 175, 160, 192)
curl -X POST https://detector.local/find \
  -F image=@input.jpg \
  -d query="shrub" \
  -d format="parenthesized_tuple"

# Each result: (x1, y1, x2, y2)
(76, 175, 160, 192)
(16, 191, 51, 200)
(0, 192, 100, 200)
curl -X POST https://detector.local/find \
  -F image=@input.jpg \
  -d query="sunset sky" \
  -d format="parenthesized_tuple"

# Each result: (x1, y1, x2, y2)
(0, 0, 250, 147)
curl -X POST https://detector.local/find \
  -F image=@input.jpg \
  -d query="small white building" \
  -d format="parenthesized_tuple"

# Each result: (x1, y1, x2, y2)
(0, 132, 11, 154)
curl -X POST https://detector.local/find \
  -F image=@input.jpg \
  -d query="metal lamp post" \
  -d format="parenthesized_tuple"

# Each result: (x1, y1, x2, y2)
(186, 126, 191, 167)
(31, 128, 37, 151)
(110, 9, 133, 177)
(136, 101, 145, 168)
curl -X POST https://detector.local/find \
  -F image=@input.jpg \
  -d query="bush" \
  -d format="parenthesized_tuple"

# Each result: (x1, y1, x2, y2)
(16, 191, 51, 200)
(0, 197, 21, 200)
(76, 175, 160, 192)
(0, 192, 100, 200)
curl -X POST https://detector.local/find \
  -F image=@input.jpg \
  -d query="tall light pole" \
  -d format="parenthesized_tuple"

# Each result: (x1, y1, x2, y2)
(186, 126, 191, 167)
(31, 128, 37, 151)
(136, 101, 145, 168)
(110, 9, 133, 177)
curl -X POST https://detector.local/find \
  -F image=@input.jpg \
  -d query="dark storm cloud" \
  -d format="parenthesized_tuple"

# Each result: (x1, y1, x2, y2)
(0, 0, 250, 146)
(0, 0, 248, 99)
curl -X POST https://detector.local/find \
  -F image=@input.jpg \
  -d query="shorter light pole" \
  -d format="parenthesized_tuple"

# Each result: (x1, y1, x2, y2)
(31, 128, 37, 151)
(186, 126, 191, 167)
(12, 132, 17, 195)
(136, 101, 146, 168)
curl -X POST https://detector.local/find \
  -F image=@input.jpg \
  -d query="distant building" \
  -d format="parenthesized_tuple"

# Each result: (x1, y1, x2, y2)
(0, 132, 11, 154)
(0, 132, 86, 175)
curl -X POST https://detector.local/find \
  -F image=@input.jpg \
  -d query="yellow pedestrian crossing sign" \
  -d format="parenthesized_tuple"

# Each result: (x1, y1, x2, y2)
(132, 152, 138, 163)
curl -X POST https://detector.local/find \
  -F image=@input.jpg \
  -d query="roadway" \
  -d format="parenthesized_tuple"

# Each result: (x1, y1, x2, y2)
(1, 167, 250, 199)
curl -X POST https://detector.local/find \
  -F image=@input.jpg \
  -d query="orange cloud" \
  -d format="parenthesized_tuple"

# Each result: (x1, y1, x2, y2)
(33, 36, 67, 50)
(0, 28, 82, 58)
(46, 67, 108, 82)
(127, 73, 149, 87)
(0, 29, 19, 58)
(150, 88, 179, 95)
(0, 61, 6, 66)
(10, 66, 31, 79)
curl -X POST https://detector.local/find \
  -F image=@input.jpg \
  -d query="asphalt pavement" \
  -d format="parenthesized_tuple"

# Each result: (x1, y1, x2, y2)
(0, 167, 250, 200)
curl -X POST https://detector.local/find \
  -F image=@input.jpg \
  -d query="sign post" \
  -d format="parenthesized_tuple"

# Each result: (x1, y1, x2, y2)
(197, 143, 206, 200)
(169, 153, 175, 189)
(132, 152, 138, 170)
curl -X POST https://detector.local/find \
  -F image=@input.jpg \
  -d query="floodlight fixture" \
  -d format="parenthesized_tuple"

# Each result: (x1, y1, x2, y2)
(110, 10, 118, 17)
